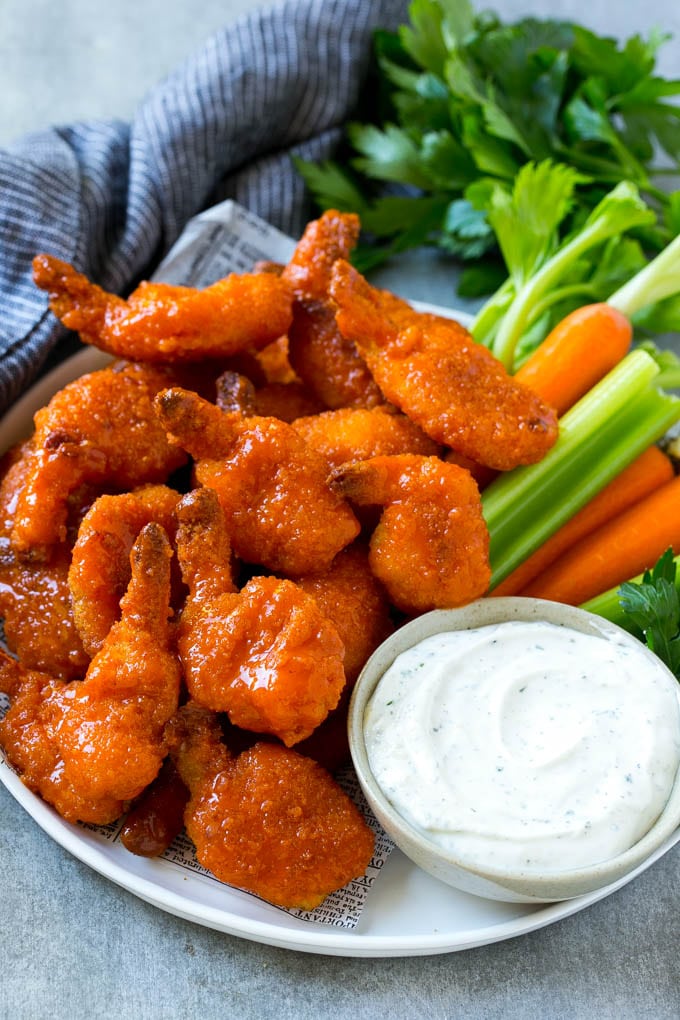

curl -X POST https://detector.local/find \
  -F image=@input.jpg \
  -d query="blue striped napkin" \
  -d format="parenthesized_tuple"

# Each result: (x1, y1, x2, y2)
(0, 0, 407, 415)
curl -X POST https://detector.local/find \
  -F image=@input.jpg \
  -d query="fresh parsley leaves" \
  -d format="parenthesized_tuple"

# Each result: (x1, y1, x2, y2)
(296, 0, 680, 282)
(619, 549, 680, 678)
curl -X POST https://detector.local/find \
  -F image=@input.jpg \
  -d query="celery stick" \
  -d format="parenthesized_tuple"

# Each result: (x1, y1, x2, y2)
(483, 350, 680, 587)
(608, 232, 680, 320)
(489, 183, 654, 369)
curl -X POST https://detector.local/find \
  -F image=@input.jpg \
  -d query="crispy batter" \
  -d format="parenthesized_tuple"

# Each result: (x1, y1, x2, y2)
(332, 454, 491, 613)
(167, 702, 374, 910)
(0, 443, 89, 679)
(292, 405, 440, 472)
(282, 211, 384, 409)
(330, 260, 559, 470)
(175, 489, 346, 745)
(0, 524, 181, 823)
(215, 371, 324, 423)
(155, 387, 360, 575)
(32, 254, 294, 362)
(68, 485, 182, 656)
(10, 362, 187, 556)
(295, 543, 393, 684)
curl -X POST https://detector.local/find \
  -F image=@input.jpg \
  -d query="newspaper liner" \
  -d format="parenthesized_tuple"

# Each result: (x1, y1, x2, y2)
(0, 202, 395, 929)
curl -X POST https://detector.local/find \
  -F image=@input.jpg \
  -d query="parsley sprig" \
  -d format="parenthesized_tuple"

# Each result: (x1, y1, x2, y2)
(618, 550, 680, 677)
(296, 0, 680, 291)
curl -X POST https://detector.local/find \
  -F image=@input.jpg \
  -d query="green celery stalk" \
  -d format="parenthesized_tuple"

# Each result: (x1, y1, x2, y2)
(608, 232, 680, 319)
(483, 350, 680, 588)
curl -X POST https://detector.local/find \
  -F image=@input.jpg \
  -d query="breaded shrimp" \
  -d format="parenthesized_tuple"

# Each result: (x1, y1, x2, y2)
(0, 524, 181, 823)
(0, 443, 89, 679)
(332, 455, 491, 613)
(330, 260, 559, 470)
(155, 387, 360, 575)
(215, 371, 324, 423)
(175, 489, 346, 745)
(292, 405, 440, 472)
(68, 485, 182, 656)
(282, 211, 384, 410)
(166, 702, 375, 910)
(295, 543, 393, 684)
(10, 362, 187, 556)
(32, 254, 294, 363)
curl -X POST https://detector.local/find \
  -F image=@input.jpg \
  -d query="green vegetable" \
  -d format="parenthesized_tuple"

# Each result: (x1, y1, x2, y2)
(583, 549, 680, 678)
(470, 177, 680, 369)
(482, 349, 680, 587)
(469, 171, 656, 367)
(296, 0, 680, 274)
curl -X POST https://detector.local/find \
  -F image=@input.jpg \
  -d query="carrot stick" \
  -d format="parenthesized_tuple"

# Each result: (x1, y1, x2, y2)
(518, 472, 680, 605)
(515, 303, 633, 416)
(490, 445, 674, 596)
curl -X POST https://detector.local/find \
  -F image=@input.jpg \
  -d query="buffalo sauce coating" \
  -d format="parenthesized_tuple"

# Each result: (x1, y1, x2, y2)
(330, 260, 559, 471)
(32, 254, 294, 363)
(178, 576, 346, 746)
(0, 444, 89, 679)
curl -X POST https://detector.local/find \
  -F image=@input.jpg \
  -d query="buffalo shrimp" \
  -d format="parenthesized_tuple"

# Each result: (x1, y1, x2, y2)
(0, 524, 181, 823)
(292, 405, 440, 472)
(332, 454, 491, 613)
(0, 443, 89, 679)
(282, 210, 384, 409)
(154, 387, 360, 575)
(32, 254, 293, 363)
(166, 702, 374, 910)
(330, 260, 559, 470)
(68, 485, 182, 656)
(10, 362, 187, 556)
(175, 488, 346, 746)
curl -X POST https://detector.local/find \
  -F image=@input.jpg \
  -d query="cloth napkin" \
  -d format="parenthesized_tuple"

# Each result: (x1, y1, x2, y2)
(0, 0, 407, 416)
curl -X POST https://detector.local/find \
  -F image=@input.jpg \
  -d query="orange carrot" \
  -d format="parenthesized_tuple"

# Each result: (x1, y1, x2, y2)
(515, 303, 632, 416)
(519, 472, 680, 605)
(491, 445, 674, 596)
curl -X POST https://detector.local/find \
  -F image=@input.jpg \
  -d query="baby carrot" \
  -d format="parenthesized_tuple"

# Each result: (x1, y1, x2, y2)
(490, 445, 674, 596)
(519, 472, 680, 606)
(515, 303, 633, 416)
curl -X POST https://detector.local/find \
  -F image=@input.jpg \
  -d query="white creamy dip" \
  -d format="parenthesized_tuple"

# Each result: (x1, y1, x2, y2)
(364, 621, 680, 873)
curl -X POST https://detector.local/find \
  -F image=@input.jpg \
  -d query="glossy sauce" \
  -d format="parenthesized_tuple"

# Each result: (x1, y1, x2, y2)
(364, 621, 680, 873)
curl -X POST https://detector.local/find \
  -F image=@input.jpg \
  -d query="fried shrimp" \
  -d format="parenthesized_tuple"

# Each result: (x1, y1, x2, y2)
(292, 405, 440, 472)
(175, 489, 346, 746)
(215, 370, 324, 423)
(295, 544, 393, 685)
(32, 254, 294, 363)
(0, 443, 89, 679)
(166, 702, 375, 910)
(332, 454, 491, 614)
(282, 210, 384, 410)
(330, 260, 559, 470)
(0, 524, 181, 823)
(155, 387, 360, 575)
(68, 485, 182, 656)
(10, 362, 187, 556)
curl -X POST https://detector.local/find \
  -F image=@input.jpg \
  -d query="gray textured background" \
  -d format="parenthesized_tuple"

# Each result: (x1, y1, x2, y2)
(1, 1, 680, 1017)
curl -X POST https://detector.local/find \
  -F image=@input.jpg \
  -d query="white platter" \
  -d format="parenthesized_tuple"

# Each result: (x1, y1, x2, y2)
(2, 326, 679, 958)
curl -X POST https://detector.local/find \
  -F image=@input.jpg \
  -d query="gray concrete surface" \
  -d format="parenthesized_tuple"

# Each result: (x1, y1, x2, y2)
(2, 2, 680, 1018)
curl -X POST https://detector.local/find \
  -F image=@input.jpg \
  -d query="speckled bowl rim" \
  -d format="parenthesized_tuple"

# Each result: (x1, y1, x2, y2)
(348, 597, 680, 901)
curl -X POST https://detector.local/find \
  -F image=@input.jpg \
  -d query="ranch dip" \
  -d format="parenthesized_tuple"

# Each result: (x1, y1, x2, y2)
(364, 620, 680, 873)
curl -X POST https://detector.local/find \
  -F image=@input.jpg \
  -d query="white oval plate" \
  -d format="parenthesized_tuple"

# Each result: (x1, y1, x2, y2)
(2, 318, 679, 958)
